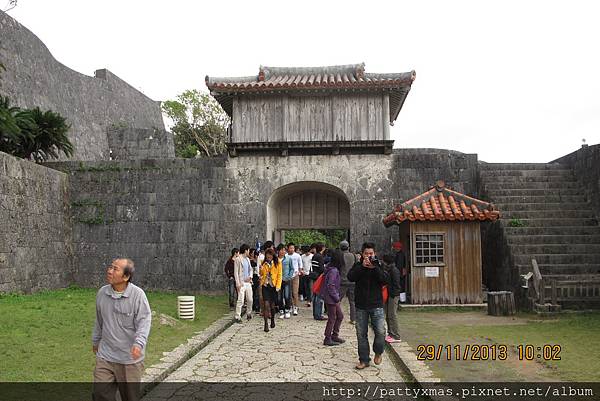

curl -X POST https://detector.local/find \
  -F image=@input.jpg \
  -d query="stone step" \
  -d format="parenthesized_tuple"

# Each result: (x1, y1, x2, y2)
(484, 181, 580, 190)
(502, 210, 595, 219)
(479, 163, 568, 170)
(513, 253, 600, 265)
(517, 264, 600, 276)
(507, 235, 600, 244)
(499, 218, 599, 227)
(495, 202, 590, 212)
(486, 191, 585, 198)
(503, 226, 600, 236)
(482, 175, 577, 183)
(511, 244, 600, 255)
(488, 194, 587, 205)
(480, 169, 574, 178)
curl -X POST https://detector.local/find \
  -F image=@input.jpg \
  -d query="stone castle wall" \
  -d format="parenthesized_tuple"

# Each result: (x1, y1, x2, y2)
(40, 149, 478, 292)
(0, 11, 173, 161)
(0, 152, 72, 293)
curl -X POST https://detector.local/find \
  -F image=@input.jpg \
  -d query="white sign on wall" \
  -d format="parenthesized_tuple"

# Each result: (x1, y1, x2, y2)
(424, 266, 439, 277)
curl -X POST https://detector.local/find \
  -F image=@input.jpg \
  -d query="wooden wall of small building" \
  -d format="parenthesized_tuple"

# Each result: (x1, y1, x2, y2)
(231, 94, 390, 143)
(410, 221, 483, 304)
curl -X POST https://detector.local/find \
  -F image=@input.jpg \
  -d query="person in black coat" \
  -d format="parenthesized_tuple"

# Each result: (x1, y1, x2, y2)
(382, 254, 402, 343)
(347, 242, 390, 370)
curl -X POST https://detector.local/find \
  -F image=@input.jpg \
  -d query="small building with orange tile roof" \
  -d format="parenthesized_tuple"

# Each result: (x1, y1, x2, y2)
(383, 180, 500, 304)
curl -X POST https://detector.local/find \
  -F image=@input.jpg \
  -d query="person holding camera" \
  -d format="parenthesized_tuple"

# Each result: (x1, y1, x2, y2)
(347, 242, 390, 370)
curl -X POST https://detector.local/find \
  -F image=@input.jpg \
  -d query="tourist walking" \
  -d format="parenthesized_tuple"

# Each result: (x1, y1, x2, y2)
(280, 243, 294, 319)
(393, 241, 408, 302)
(382, 254, 402, 343)
(92, 258, 151, 401)
(224, 248, 239, 308)
(347, 242, 390, 369)
(321, 249, 346, 346)
(234, 244, 254, 323)
(259, 248, 282, 332)
(300, 245, 313, 306)
(285, 242, 303, 316)
(250, 248, 260, 313)
(257, 241, 274, 315)
(339, 240, 357, 324)
(311, 243, 326, 320)
(275, 244, 289, 318)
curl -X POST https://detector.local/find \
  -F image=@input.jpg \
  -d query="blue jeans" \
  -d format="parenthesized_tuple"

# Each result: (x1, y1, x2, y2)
(355, 307, 386, 364)
(227, 278, 236, 307)
(278, 280, 292, 312)
(312, 293, 324, 319)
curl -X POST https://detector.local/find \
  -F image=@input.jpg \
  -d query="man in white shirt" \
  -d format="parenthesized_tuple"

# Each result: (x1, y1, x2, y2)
(234, 244, 253, 323)
(285, 242, 303, 316)
(301, 246, 313, 306)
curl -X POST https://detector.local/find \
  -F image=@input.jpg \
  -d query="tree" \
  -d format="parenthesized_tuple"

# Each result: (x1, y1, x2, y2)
(284, 229, 348, 249)
(0, 96, 73, 162)
(162, 89, 230, 158)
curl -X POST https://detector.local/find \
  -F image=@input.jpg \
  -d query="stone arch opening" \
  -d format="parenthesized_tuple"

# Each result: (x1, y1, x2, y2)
(266, 181, 351, 244)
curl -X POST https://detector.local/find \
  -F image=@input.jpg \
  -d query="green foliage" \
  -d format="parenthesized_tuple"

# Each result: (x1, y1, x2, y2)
(284, 229, 348, 249)
(0, 287, 228, 381)
(162, 89, 230, 158)
(0, 96, 73, 162)
(508, 218, 526, 227)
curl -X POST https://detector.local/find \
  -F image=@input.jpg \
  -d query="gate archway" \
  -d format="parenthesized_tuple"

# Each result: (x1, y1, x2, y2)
(266, 181, 351, 244)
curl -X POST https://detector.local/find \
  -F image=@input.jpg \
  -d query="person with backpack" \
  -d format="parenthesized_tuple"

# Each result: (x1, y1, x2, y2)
(382, 254, 402, 343)
(321, 249, 346, 346)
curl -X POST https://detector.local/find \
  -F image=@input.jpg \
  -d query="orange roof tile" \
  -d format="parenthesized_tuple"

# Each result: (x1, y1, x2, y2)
(383, 181, 500, 226)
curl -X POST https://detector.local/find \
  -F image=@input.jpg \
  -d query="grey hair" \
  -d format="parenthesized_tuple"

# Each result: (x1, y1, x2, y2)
(113, 257, 135, 282)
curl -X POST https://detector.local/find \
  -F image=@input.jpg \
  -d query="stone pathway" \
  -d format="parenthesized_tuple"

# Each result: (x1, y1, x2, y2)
(156, 303, 403, 383)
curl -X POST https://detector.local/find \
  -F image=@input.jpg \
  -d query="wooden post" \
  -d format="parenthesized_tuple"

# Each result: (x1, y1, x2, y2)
(551, 280, 557, 305)
(487, 291, 516, 316)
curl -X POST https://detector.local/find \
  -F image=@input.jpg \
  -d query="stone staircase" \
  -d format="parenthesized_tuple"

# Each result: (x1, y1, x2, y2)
(480, 163, 600, 308)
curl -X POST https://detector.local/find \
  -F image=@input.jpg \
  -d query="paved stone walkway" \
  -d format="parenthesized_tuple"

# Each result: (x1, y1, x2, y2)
(159, 302, 403, 382)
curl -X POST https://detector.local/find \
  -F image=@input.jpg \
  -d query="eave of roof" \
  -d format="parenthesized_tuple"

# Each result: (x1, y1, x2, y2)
(383, 181, 500, 226)
(206, 63, 415, 123)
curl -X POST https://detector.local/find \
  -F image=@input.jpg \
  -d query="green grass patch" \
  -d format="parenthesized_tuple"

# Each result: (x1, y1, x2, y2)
(0, 287, 228, 381)
(397, 309, 600, 382)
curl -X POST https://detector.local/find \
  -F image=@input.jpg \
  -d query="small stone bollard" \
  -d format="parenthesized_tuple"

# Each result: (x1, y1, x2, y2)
(177, 296, 195, 320)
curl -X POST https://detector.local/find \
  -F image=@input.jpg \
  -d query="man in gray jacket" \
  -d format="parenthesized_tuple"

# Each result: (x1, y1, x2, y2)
(92, 258, 152, 401)
(339, 240, 357, 324)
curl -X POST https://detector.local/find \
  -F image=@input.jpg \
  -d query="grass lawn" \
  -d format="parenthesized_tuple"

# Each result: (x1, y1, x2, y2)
(397, 308, 600, 382)
(0, 287, 229, 381)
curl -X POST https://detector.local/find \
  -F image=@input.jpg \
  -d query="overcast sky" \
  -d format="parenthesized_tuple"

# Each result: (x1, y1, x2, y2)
(7, 0, 600, 162)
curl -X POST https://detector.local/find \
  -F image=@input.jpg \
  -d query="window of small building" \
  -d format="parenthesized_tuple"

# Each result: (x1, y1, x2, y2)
(414, 232, 445, 266)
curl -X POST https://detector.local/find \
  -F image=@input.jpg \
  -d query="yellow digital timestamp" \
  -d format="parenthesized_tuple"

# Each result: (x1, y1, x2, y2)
(416, 344, 562, 361)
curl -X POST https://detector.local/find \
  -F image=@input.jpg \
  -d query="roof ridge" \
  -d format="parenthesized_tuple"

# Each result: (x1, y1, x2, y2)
(259, 63, 365, 81)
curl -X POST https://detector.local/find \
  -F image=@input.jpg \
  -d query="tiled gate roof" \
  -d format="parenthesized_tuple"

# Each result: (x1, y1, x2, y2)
(206, 63, 415, 122)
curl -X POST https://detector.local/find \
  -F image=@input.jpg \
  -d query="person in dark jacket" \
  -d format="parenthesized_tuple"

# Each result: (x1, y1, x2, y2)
(339, 240, 357, 324)
(224, 248, 239, 308)
(393, 241, 408, 296)
(347, 242, 390, 370)
(321, 249, 346, 346)
(382, 254, 402, 343)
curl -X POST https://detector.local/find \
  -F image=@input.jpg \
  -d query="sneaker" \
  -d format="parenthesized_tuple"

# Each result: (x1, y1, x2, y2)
(285, 312, 291, 319)
(279, 312, 285, 319)
(300, 295, 304, 302)
(323, 338, 340, 346)
(306, 302, 311, 307)
(331, 336, 345, 344)
(293, 307, 298, 316)
(385, 335, 402, 343)
(270, 320, 275, 328)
